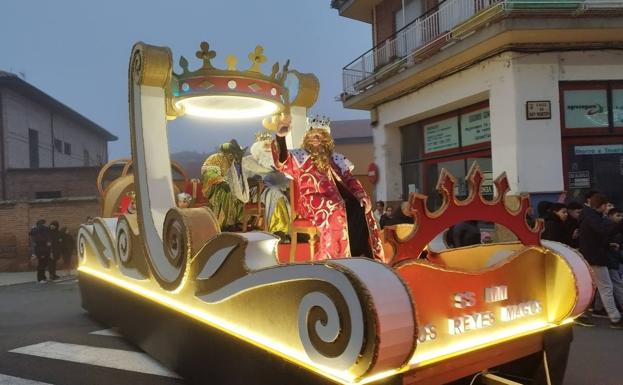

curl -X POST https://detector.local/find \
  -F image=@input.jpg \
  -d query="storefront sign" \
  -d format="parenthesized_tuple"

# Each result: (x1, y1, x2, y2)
(526, 101, 551, 120)
(564, 89, 609, 128)
(575, 145, 623, 155)
(568, 170, 590, 188)
(461, 108, 491, 146)
(424, 116, 459, 153)
(480, 171, 494, 195)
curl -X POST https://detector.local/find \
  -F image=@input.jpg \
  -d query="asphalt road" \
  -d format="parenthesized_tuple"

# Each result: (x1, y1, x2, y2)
(1, 278, 622, 385)
(0, 278, 185, 385)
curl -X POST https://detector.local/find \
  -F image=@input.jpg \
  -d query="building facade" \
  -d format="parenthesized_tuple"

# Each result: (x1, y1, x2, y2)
(0, 71, 116, 271)
(0, 70, 116, 200)
(333, 0, 623, 207)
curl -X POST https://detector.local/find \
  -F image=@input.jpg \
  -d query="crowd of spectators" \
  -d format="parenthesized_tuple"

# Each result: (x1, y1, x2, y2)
(29, 219, 76, 284)
(539, 191, 623, 329)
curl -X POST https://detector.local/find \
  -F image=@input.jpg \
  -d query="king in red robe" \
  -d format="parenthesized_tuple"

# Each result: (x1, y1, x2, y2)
(271, 115, 384, 261)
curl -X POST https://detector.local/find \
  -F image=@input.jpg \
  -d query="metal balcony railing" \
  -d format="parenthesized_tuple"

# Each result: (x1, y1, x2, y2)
(340, 0, 623, 98)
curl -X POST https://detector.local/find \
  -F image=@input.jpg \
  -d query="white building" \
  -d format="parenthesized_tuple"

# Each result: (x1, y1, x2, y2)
(0, 70, 117, 200)
(333, 0, 623, 207)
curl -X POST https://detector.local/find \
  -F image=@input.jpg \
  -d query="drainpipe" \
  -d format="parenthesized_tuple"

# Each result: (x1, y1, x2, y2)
(0, 91, 5, 201)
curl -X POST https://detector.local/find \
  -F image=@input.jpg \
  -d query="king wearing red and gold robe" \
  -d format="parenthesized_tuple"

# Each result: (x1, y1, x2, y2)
(272, 116, 384, 261)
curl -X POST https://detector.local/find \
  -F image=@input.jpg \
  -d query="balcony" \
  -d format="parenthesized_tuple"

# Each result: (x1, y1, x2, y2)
(340, 0, 623, 107)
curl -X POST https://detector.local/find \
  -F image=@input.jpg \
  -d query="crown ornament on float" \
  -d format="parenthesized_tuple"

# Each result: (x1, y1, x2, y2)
(306, 115, 331, 132)
(170, 41, 290, 118)
(385, 163, 544, 265)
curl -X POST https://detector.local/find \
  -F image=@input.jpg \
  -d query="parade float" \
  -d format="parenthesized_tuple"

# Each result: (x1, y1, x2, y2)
(77, 41, 593, 385)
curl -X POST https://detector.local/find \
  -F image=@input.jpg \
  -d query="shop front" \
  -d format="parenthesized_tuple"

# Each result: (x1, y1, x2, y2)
(401, 101, 492, 209)
(560, 81, 623, 205)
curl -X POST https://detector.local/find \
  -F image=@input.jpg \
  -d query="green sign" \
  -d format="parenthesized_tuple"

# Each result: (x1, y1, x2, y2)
(424, 116, 459, 153)
(564, 89, 609, 128)
(461, 108, 491, 146)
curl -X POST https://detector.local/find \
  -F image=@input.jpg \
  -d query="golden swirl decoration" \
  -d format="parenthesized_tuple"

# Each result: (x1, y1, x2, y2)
(295, 272, 367, 376)
(303, 290, 352, 358)
(153, 207, 222, 290)
(130, 42, 173, 88)
(115, 215, 150, 278)
(162, 210, 188, 268)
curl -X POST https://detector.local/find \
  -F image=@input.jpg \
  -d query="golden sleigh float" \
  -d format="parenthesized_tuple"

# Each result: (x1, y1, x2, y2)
(77, 42, 593, 385)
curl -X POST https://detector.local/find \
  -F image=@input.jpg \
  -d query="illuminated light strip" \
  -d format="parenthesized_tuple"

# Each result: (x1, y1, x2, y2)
(408, 318, 572, 367)
(79, 266, 575, 384)
(78, 266, 357, 385)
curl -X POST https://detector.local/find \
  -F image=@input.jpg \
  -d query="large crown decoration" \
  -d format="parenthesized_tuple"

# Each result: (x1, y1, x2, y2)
(306, 114, 331, 131)
(170, 42, 290, 117)
(386, 163, 543, 264)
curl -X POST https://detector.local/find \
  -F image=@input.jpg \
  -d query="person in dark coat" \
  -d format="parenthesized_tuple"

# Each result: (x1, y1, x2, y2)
(537, 200, 553, 219)
(58, 227, 75, 274)
(385, 201, 414, 227)
(579, 193, 623, 328)
(379, 206, 393, 229)
(451, 220, 481, 248)
(564, 201, 582, 248)
(47, 221, 61, 280)
(542, 203, 571, 246)
(29, 219, 51, 283)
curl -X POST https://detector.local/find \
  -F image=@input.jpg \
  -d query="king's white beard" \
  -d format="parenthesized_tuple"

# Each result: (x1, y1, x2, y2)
(250, 141, 275, 171)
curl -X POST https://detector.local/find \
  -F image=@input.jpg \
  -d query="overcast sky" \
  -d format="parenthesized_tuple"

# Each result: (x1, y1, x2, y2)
(0, 0, 371, 158)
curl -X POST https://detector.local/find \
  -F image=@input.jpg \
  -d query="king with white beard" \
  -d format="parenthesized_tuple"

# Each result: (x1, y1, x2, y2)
(242, 132, 291, 241)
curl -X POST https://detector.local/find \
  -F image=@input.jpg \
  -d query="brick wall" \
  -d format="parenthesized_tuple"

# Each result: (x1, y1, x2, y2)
(0, 197, 99, 272)
(5, 167, 99, 200)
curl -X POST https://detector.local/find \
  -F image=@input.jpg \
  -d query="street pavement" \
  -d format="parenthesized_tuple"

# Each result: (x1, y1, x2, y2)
(1, 277, 622, 385)
(0, 277, 185, 385)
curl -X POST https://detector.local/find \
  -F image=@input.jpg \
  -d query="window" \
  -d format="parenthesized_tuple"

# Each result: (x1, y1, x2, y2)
(400, 101, 491, 202)
(83, 149, 90, 166)
(560, 81, 623, 206)
(54, 139, 63, 153)
(560, 81, 623, 134)
(64, 142, 71, 155)
(35, 191, 61, 199)
(394, 0, 424, 32)
(563, 88, 609, 128)
(28, 129, 39, 168)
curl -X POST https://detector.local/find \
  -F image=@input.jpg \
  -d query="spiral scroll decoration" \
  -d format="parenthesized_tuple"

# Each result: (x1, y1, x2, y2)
(78, 231, 88, 264)
(116, 217, 133, 264)
(163, 212, 188, 268)
(297, 285, 364, 373)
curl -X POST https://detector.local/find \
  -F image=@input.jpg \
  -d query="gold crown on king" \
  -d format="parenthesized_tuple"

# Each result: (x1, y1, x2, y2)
(255, 131, 273, 142)
(306, 115, 331, 131)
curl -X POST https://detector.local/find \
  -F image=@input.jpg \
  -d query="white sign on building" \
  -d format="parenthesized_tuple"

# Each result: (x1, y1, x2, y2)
(575, 145, 623, 155)
(461, 108, 491, 146)
(424, 116, 459, 153)
(564, 89, 609, 128)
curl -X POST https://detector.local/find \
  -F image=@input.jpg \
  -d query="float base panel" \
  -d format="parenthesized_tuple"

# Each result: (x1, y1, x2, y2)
(78, 273, 402, 385)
